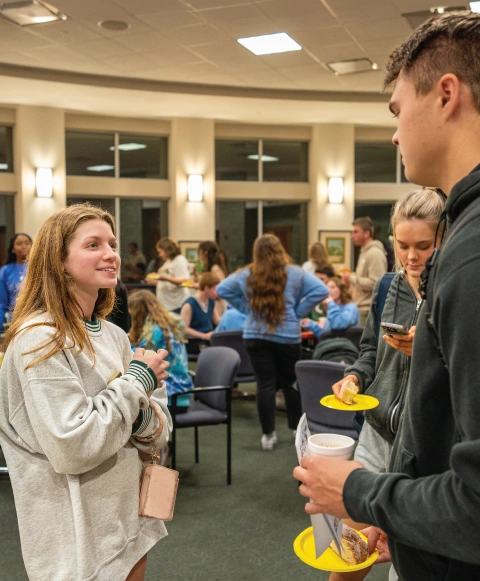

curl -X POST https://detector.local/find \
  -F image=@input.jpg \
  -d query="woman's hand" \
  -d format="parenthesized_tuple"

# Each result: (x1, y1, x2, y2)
(332, 374, 359, 401)
(383, 325, 416, 356)
(133, 348, 170, 388)
(360, 526, 391, 563)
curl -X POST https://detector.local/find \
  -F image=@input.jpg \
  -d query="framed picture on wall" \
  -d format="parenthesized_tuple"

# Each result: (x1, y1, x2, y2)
(179, 241, 201, 266)
(318, 230, 352, 271)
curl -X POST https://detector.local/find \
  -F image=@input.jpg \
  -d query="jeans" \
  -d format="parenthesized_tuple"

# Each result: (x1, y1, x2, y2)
(244, 339, 302, 434)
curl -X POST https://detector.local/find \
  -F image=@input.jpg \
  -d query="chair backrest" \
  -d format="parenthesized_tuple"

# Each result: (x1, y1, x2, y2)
(316, 326, 364, 350)
(210, 330, 255, 379)
(295, 360, 358, 439)
(194, 346, 240, 411)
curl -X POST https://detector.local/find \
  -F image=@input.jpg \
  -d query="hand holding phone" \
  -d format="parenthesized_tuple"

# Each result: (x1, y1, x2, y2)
(380, 322, 409, 336)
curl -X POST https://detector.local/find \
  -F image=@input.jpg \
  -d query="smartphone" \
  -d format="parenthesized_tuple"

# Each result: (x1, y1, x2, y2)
(380, 322, 409, 335)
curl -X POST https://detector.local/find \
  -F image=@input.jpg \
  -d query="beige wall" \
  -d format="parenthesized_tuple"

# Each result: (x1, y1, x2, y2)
(14, 105, 66, 237)
(0, 105, 414, 245)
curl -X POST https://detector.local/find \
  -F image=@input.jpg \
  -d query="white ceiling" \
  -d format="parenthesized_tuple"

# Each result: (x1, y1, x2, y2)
(0, 0, 469, 124)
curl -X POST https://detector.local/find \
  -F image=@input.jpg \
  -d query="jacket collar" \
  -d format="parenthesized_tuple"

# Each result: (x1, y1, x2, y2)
(446, 163, 480, 223)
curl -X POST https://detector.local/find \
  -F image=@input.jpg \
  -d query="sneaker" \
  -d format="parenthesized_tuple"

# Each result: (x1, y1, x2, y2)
(261, 431, 278, 451)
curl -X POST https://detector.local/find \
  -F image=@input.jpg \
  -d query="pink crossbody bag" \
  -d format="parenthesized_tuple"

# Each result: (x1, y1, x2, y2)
(136, 401, 179, 521)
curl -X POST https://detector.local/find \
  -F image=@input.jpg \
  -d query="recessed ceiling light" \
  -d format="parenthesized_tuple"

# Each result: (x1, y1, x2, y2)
(109, 143, 147, 151)
(327, 58, 378, 75)
(0, 0, 67, 26)
(247, 154, 279, 162)
(98, 19, 130, 31)
(470, 1, 480, 12)
(237, 33, 301, 56)
(87, 165, 115, 172)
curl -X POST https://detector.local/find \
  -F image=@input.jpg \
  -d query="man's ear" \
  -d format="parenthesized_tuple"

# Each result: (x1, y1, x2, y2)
(438, 73, 461, 119)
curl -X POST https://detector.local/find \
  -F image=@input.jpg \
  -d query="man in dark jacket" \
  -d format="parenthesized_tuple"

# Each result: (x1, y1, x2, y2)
(294, 11, 480, 581)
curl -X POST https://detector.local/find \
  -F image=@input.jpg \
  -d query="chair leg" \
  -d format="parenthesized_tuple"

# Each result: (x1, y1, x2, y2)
(227, 387, 232, 485)
(227, 419, 232, 485)
(194, 426, 199, 463)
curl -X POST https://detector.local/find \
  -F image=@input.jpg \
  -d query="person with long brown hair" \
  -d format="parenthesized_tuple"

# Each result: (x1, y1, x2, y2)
(0, 204, 171, 581)
(128, 289, 193, 411)
(217, 234, 328, 450)
(301, 276, 359, 339)
(198, 240, 228, 315)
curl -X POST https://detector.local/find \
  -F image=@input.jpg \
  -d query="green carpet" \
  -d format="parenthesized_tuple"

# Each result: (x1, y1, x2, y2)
(0, 396, 391, 581)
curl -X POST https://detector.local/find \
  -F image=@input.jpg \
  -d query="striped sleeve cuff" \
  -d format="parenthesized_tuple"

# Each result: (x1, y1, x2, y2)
(132, 406, 159, 437)
(126, 360, 157, 394)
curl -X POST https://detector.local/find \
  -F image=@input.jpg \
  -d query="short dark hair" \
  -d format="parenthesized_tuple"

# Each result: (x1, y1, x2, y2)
(315, 265, 335, 278)
(384, 11, 480, 113)
(352, 217, 374, 237)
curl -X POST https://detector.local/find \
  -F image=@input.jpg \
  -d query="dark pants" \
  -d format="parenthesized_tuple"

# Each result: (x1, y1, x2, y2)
(244, 339, 302, 434)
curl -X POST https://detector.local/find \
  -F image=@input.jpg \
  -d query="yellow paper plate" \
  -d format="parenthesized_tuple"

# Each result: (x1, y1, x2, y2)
(293, 526, 378, 572)
(181, 281, 194, 287)
(320, 394, 379, 411)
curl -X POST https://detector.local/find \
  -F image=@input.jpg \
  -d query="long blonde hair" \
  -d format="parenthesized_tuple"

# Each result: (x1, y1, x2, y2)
(128, 290, 183, 351)
(390, 189, 446, 270)
(247, 234, 292, 333)
(2, 204, 116, 367)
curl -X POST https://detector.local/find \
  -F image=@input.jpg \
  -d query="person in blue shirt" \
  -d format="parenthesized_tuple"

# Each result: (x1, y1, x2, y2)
(301, 276, 359, 339)
(180, 272, 221, 355)
(0, 232, 32, 326)
(216, 306, 247, 332)
(216, 234, 328, 450)
(128, 289, 193, 411)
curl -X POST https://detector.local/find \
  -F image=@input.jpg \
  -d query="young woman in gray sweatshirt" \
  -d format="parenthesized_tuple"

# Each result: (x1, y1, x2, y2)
(0, 204, 172, 581)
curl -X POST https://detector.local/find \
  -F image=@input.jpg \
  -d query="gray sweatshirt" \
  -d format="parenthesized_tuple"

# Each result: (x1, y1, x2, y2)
(0, 315, 172, 581)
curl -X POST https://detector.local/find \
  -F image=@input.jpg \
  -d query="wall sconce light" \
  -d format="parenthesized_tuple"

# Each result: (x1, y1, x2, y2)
(328, 177, 344, 204)
(36, 167, 53, 198)
(187, 174, 204, 202)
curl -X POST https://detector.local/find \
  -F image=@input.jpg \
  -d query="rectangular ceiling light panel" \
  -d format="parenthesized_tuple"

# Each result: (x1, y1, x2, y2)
(327, 58, 378, 75)
(0, 0, 67, 26)
(237, 32, 301, 56)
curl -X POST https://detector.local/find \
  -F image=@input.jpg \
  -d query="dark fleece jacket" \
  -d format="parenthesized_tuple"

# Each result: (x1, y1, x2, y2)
(343, 165, 480, 581)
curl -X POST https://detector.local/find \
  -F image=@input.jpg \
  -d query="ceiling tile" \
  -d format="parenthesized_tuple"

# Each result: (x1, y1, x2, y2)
(294, 27, 353, 47)
(143, 47, 207, 67)
(185, 0, 254, 8)
(215, 56, 274, 73)
(136, 11, 205, 29)
(190, 41, 250, 61)
(111, 0, 186, 14)
(107, 31, 173, 52)
(66, 38, 134, 59)
(97, 52, 160, 72)
(27, 19, 103, 44)
(346, 17, 412, 41)
(0, 20, 55, 51)
(279, 63, 331, 81)
(259, 50, 316, 68)
(161, 23, 230, 46)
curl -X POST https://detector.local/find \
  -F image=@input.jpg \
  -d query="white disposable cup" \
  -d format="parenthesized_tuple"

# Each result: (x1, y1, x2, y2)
(307, 433, 355, 461)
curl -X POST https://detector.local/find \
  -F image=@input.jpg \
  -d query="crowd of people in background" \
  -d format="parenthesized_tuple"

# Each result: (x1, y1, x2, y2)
(4, 11, 480, 581)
